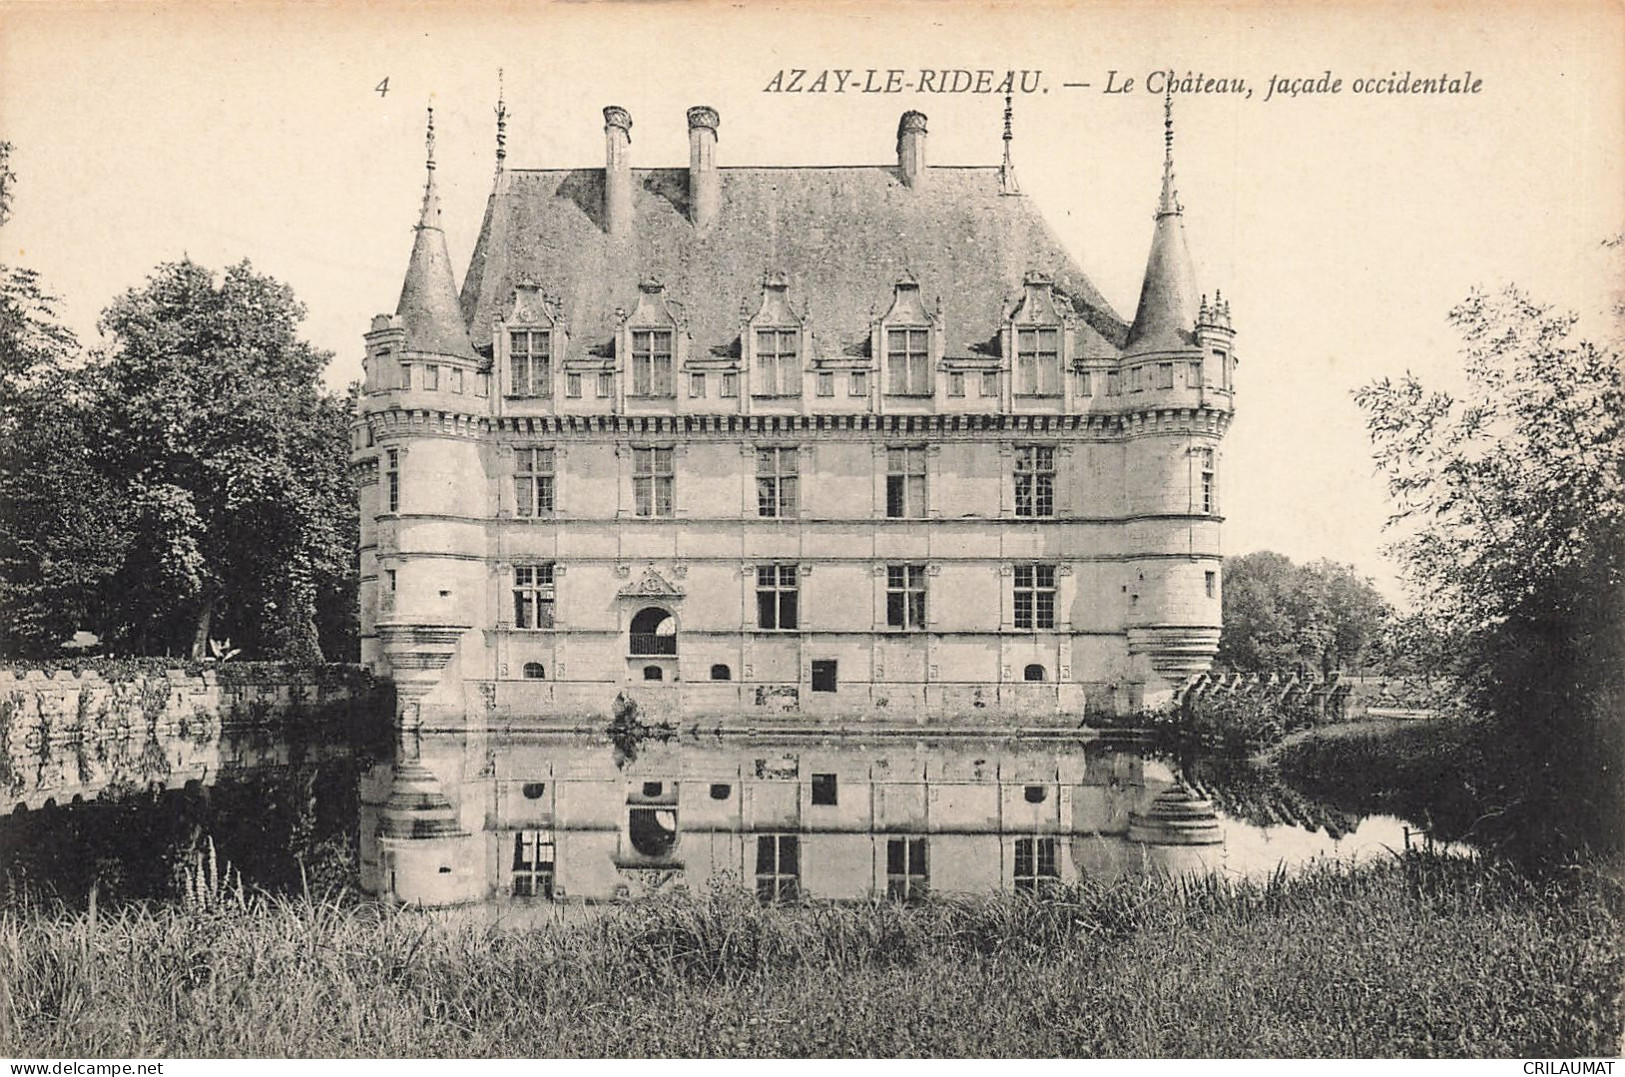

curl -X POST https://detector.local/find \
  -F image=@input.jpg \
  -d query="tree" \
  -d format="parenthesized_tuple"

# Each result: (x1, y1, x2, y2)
(0, 143, 131, 656)
(1355, 242, 1625, 862)
(92, 259, 356, 660)
(1216, 551, 1390, 676)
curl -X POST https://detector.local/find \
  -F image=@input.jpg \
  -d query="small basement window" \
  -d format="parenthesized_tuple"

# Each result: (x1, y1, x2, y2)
(1024, 663, 1047, 682)
(811, 660, 838, 693)
(710, 783, 731, 800)
(711, 664, 732, 681)
(521, 782, 546, 800)
(523, 662, 546, 680)
(811, 773, 837, 806)
(642, 782, 663, 797)
(1024, 784, 1048, 804)
(643, 665, 664, 681)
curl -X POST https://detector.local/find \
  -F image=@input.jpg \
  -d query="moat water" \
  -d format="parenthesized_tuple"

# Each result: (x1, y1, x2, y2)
(0, 717, 1455, 910)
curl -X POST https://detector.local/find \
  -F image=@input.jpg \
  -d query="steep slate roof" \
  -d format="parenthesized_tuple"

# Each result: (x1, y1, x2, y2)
(458, 166, 1128, 364)
(397, 169, 480, 362)
(1124, 107, 1200, 356)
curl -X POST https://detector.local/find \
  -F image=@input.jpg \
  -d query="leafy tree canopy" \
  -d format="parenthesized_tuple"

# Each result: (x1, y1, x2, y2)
(1354, 238, 1625, 862)
(1216, 551, 1391, 676)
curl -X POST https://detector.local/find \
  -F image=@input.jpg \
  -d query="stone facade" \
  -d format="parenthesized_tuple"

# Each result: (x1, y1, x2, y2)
(351, 100, 1238, 727)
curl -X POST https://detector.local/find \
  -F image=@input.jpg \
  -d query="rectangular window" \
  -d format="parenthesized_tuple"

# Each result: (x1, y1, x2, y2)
(756, 447, 799, 518)
(886, 446, 927, 519)
(689, 372, 706, 398)
(566, 373, 582, 398)
(1188, 360, 1204, 389)
(886, 837, 928, 902)
(811, 659, 838, 693)
(1216, 350, 1230, 390)
(885, 327, 931, 395)
(400, 363, 413, 390)
(1013, 563, 1057, 630)
(1014, 836, 1059, 893)
(1016, 327, 1061, 395)
(755, 563, 799, 630)
(512, 563, 556, 629)
(385, 449, 400, 513)
(509, 331, 552, 397)
(885, 564, 927, 630)
(476, 372, 491, 398)
(633, 447, 675, 517)
(514, 447, 555, 517)
(849, 371, 868, 397)
(425, 364, 440, 391)
(754, 329, 801, 397)
(1106, 371, 1121, 396)
(811, 773, 838, 806)
(981, 370, 999, 398)
(755, 834, 800, 903)
(1128, 365, 1144, 392)
(947, 371, 966, 397)
(449, 367, 464, 394)
(721, 371, 739, 398)
(511, 829, 555, 898)
(631, 330, 674, 397)
(1200, 448, 1216, 513)
(385, 569, 397, 592)
(1013, 445, 1055, 518)
(1157, 362, 1175, 390)
(1077, 370, 1093, 397)
(816, 371, 834, 397)
(1205, 571, 1217, 599)
(597, 371, 615, 399)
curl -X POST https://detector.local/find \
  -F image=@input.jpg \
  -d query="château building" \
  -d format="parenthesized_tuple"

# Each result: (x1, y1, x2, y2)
(351, 95, 1238, 727)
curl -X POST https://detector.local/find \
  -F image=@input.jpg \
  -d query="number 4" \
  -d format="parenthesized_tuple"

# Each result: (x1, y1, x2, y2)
(375, 77, 390, 97)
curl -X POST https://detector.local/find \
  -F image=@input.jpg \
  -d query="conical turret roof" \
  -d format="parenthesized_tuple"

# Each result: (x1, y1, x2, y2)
(1124, 97, 1200, 356)
(396, 110, 478, 362)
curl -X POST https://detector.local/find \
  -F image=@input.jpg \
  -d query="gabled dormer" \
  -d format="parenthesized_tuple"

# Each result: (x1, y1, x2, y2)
(1004, 270, 1072, 403)
(745, 271, 810, 402)
(498, 282, 566, 403)
(616, 278, 689, 404)
(874, 271, 941, 399)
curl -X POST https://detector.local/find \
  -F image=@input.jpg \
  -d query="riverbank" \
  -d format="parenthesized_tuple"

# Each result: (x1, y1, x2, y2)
(2, 852, 1618, 1057)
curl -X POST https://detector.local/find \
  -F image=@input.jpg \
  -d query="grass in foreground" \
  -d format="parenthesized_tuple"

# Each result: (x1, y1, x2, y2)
(2, 853, 1620, 1058)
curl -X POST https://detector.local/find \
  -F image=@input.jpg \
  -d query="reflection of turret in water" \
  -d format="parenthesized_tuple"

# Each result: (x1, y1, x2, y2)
(358, 753, 483, 906)
(1128, 782, 1224, 877)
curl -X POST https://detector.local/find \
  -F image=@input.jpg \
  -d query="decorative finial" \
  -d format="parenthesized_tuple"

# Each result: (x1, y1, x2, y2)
(1156, 89, 1182, 216)
(999, 92, 1021, 195)
(1163, 87, 1174, 166)
(495, 69, 507, 169)
(426, 105, 436, 172)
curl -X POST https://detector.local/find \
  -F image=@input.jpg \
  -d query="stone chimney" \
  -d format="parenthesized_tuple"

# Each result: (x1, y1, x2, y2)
(603, 106, 633, 236)
(687, 106, 720, 231)
(896, 110, 928, 188)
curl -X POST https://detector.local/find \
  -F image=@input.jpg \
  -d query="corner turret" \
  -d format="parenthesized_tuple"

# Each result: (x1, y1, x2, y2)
(1124, 93, 1199, 357)
(395, 107, 479, 364)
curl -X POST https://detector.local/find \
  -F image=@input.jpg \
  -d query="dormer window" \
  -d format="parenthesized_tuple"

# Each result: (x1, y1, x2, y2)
(1016, 328, 1061, 396)
(510, 331, 553, 398)
(1008, 272, 1067, 398)
(631, 330, 675, 397)
(886, 328, 931, 395)
(754, 329, 800, 397)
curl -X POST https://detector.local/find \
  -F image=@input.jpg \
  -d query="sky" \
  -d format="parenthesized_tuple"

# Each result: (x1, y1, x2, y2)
(2, 0, 1621, 601)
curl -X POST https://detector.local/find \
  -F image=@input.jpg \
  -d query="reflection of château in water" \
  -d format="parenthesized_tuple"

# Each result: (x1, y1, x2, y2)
(360, 735, 1226, 907)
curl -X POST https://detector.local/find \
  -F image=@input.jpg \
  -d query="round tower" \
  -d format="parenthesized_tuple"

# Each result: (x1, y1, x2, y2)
(1117, 94, 1234, 708)
(353, 106, 487, 724)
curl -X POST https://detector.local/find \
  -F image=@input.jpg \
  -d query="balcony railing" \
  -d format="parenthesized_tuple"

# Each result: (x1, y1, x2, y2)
(630, 634, 677, 656)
